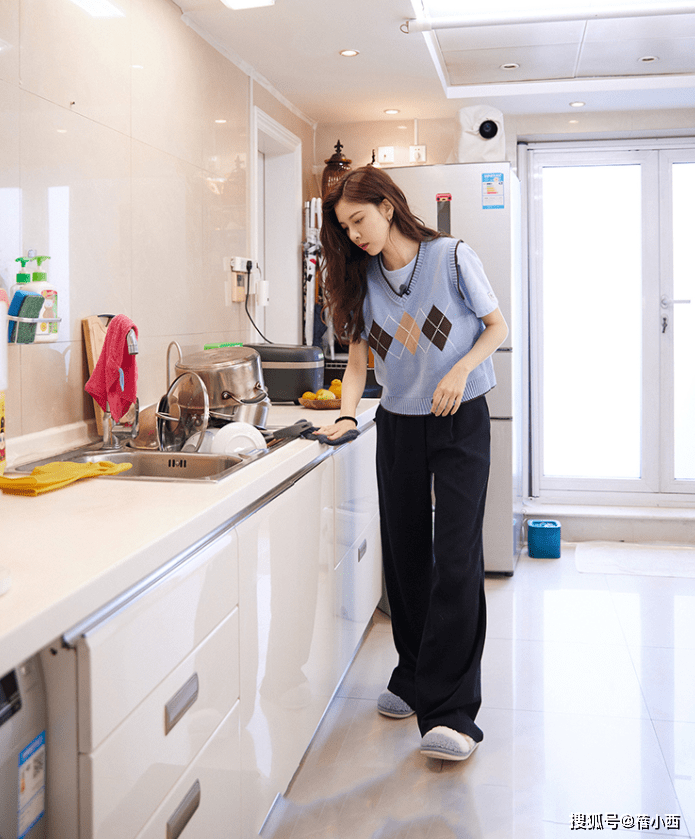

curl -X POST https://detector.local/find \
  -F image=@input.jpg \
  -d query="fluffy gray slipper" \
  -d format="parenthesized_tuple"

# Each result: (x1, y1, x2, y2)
(420, 726, 479, 761)
(377, 690, 415, 718)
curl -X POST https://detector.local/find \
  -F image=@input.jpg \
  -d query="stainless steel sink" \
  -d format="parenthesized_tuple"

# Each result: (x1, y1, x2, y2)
(14, 446, 260, 483)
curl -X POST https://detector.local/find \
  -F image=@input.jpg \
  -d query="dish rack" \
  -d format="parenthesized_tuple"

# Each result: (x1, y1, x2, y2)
(7, 314, 62, 344)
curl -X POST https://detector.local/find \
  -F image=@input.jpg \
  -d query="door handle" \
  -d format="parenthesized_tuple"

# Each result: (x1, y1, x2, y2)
(661, 295, 691, 308)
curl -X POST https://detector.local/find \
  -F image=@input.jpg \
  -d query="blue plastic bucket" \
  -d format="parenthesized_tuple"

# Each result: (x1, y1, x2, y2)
(527, 520, 561, 558)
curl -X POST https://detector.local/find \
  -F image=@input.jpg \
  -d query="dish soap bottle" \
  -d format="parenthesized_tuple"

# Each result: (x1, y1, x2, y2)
(30, 255, 58, 343)
(11, 256, 33, 299)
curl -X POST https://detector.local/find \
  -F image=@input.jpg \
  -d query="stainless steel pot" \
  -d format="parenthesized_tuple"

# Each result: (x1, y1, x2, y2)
(174, 347, 269, 424)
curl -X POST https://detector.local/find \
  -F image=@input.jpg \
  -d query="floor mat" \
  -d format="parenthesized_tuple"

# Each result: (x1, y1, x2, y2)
(575, 540, 695, 578)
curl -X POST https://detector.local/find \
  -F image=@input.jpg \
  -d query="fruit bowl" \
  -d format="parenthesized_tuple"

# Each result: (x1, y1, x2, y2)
(298, 397, 341, 410)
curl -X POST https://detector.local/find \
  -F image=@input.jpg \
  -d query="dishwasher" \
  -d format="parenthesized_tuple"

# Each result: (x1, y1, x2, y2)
(0, 655, 47, 839)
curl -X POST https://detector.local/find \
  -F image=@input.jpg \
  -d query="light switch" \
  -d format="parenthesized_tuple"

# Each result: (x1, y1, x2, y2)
(409, 145, 427, 163)
(377, 146, 394, 164)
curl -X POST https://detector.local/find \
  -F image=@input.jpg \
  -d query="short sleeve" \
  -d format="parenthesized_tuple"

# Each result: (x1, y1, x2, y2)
(454, 241, 498, 318)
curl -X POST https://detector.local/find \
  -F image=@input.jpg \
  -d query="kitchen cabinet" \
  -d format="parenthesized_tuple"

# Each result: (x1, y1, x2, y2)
(24, 408, 382, 839)
(237, 456, 336, 836)
(333, 425, 383, 633)
(47, 530, 241, 839)
(236, 419, 382, 836)
(133, 702, 240, 839)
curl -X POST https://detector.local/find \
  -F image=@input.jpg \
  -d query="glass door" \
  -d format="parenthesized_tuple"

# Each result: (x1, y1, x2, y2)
(661, 151, 695, 492)
(529, 143, 695, 499)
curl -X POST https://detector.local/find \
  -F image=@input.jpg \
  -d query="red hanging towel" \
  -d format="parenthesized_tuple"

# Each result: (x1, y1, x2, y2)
(85, 315, 138, 423)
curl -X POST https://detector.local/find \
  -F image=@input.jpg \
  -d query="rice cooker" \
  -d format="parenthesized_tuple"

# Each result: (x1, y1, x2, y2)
(244, 344, 324, 403)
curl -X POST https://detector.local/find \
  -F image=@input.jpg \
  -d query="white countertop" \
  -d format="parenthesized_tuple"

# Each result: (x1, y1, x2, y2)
(0, 401, 378, 676)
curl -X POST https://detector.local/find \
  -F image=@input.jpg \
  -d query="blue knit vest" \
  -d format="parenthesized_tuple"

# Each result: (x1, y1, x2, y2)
(361, 237, 497, 416)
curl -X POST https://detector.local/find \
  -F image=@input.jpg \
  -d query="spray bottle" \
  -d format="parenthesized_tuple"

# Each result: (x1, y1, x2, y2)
(29, 255, 58, 343)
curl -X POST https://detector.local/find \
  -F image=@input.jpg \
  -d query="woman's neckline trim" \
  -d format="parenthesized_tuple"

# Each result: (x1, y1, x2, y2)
(377, 241, 423, 300)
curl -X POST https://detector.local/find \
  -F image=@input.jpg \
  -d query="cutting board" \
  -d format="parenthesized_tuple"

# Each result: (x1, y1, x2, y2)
(83, 315, 109, 434)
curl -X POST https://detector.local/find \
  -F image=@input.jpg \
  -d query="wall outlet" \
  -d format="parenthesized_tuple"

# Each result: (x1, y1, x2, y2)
(409, 145, 427, 163)
(377, 146, 394, 164)
(230, 256, 252, 273)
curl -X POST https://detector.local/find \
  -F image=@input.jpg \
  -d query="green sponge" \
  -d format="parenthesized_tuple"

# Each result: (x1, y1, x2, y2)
(15, 293, 45, 343)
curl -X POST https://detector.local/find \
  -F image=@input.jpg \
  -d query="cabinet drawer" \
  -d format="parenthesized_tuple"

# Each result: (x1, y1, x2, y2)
(80, 609, 239, 839)
(134, 702, 240, 839)
(334, 426, 378, 567)
(77, 530, 238, 752)
(335, 514, 382, 626)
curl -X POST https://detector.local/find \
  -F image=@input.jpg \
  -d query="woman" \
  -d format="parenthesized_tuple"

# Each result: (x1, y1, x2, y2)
(317, 166, 508, 761)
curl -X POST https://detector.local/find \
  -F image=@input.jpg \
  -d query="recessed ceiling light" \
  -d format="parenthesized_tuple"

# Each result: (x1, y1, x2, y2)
(340, 49, 359, 57)
(569, 119, 579, 124)
(384, 109, 400, 115)
(570, 101, 585, 107)
(639, 55, 659, 63)
(131, 64, 144, 70)
(215, 119, 227, 124)
(500, 63, 519, 70)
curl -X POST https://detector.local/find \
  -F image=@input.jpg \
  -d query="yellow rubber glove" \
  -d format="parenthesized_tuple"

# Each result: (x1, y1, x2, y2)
(0, 460, 132, 496)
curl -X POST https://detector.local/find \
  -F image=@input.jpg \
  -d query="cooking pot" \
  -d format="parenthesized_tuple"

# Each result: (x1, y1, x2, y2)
(174, 346, 270, 426)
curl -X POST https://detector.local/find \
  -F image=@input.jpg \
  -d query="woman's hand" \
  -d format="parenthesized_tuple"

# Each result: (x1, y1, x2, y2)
(432, 364, 469, 416)
(432, 307, 508, 417)
(312, 419, 358, 441)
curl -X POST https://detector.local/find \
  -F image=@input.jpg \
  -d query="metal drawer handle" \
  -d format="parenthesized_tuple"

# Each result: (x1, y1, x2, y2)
(358, 539, 367, 562)
(167, 779, 201, 839)
(165, 673, 199, 735)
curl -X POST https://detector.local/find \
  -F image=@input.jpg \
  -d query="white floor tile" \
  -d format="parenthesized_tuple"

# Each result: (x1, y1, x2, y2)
(261, 550, 695, 838)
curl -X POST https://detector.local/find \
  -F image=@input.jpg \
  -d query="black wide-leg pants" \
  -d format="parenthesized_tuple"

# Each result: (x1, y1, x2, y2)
(375, 397, 490, 742)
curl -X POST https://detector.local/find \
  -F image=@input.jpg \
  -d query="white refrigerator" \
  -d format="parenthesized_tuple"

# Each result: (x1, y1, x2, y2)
(389, 162, 523, 574)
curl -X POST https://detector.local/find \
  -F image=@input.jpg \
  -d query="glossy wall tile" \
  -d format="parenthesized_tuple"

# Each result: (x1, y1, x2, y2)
(1, 0, 307, 444)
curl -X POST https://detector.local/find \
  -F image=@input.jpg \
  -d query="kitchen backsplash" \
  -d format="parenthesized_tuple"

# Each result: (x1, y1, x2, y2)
(0, 0, 313, 442)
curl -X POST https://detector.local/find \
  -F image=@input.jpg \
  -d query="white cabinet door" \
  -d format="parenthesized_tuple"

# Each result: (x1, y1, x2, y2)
(134, 702, 241, 839)
(333, 426, 383, 638)
(80, 610, 239, 839)
(236, 458, 337, 837)
(334, 425, 380, 568)
(76, 530, 238, 753)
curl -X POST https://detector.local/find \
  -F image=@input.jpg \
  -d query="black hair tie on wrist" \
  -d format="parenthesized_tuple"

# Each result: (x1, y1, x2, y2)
(336, 416, 358, 426)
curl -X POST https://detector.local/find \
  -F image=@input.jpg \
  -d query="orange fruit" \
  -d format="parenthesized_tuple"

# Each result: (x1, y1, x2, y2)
(301, 391, 316, 400)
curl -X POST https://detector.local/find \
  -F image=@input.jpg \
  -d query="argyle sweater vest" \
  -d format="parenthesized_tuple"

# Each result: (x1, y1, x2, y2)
(361, 237, 497, 416)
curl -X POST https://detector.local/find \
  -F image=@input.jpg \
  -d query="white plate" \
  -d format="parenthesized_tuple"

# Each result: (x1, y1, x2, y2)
(208, 422, 267, 455)
(181, 429, 217, 453)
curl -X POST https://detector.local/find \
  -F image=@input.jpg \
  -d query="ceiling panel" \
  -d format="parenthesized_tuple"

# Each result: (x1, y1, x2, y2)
(444, 44, 581, 85)
(584, 12, 695, 40)
(435, 20, 586, 50)
(578, 37, 695, 77)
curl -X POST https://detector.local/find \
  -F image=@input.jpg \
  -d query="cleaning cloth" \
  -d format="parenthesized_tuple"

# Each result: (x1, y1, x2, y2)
(85, 315, 138, 422)
(300, 425, 360, 446)
(0, 460, 132, 496)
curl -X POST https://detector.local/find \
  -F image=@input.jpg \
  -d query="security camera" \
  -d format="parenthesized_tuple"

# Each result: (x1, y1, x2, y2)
(479, 120, 499, 140)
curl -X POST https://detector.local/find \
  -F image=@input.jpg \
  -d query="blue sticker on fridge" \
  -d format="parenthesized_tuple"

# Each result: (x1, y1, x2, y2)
(482, 173, 504, 209)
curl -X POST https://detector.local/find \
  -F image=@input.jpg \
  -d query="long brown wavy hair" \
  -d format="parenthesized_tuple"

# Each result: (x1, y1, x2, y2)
(320, 166, 440, 343)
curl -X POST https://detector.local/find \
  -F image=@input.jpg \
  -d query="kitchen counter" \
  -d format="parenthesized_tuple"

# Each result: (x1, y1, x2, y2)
(0, 401, 378, 677)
